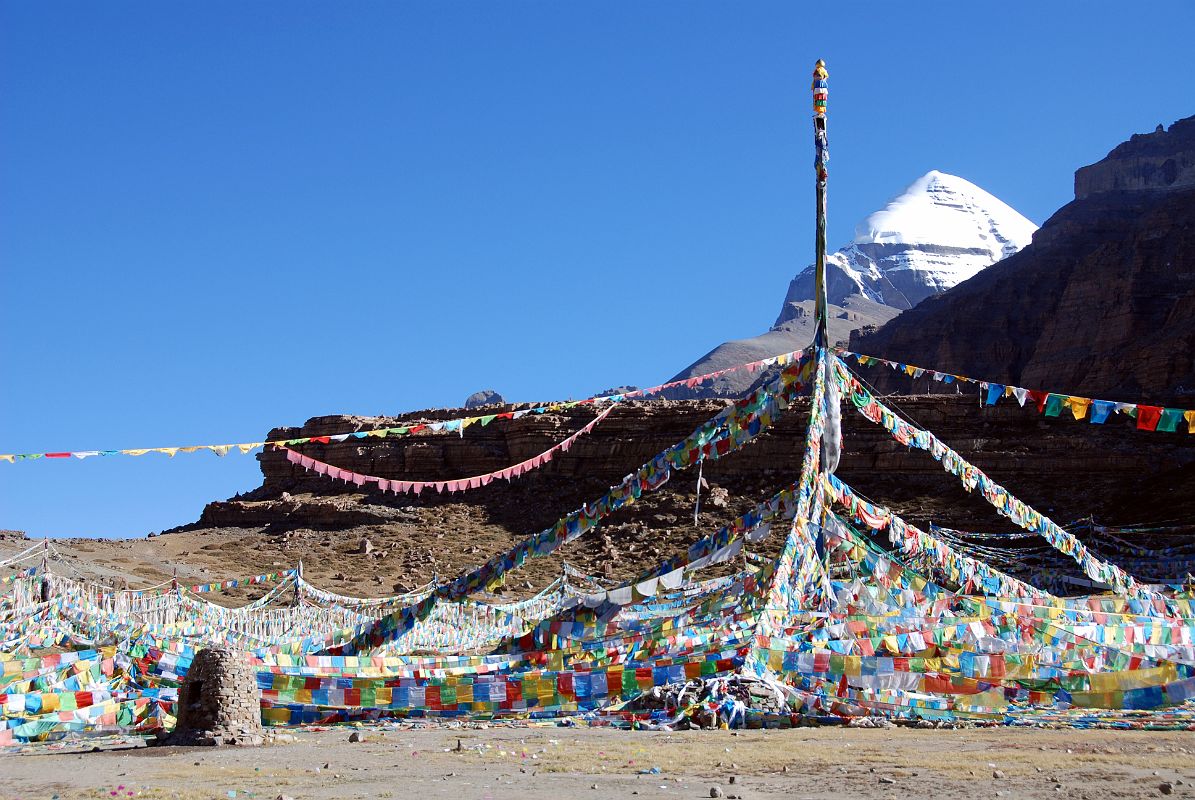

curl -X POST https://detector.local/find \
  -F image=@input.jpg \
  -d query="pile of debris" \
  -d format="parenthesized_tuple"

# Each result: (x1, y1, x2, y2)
(621, 675, 800, 729)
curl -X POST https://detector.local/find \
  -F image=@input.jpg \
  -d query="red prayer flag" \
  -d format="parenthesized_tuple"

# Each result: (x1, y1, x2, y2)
(1136, 405, 1163, 431)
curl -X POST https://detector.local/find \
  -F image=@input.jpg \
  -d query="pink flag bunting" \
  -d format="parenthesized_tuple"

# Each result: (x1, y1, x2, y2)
(278, 403, 615, 498)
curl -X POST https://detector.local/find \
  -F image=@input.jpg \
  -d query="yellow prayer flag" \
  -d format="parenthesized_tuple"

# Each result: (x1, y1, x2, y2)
(1066, 396, 1092, 421)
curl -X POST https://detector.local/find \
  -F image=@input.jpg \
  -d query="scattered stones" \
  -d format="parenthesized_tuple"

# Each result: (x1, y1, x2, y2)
(710, 787, 724, 798)
(1159, 784, 1173, 796)
(879, 777, 897, 785)
(993, 770, 1006, 779)
(357, 539, 373, 555)
(348, 731, 363, 743)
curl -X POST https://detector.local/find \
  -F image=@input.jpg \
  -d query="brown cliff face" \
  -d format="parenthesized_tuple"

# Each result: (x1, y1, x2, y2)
(174, 394, 1195, 593)
(851, 117, 1195, 405)
(1075, 117, 1195, 198)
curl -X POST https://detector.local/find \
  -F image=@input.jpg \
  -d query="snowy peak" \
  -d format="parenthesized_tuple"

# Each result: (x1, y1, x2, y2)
(854, 170, 1036, 253)
(667, 171, 1037, 400)
(776, 171, 1037, 321)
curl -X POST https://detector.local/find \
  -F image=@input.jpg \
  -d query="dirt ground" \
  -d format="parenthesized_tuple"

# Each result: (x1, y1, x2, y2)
(2, 725, 1193, 800)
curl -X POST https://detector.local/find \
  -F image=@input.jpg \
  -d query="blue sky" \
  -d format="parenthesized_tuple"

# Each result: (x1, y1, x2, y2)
(2, 1, 1192, 538)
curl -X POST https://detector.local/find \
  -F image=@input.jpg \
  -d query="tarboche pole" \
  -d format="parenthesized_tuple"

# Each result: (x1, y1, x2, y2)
(812, 59, 829, 351)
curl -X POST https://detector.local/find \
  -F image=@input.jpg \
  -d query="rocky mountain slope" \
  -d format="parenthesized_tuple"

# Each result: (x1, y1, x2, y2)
(851, 116, 1195, 405)
(666, 172, 1036, 398)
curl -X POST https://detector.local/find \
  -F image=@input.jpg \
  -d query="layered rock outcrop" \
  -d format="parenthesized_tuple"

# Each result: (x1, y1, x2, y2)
(188, 394, 1194, 544)
(852, 116, 1195, 405)
(1075, 117, 1195, 198)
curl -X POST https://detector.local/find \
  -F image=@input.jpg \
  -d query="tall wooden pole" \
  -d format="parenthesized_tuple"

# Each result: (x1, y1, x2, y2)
(812, 59, 830, 350)
(812, 60, 832, 570)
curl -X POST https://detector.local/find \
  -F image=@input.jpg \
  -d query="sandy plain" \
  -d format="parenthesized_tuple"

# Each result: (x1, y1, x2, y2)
(3, 725, 1194, 800)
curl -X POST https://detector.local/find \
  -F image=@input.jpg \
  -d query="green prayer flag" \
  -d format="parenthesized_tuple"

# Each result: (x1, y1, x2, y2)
(1157, 408, 1184, 433)
(1044, 394, 1065, 417)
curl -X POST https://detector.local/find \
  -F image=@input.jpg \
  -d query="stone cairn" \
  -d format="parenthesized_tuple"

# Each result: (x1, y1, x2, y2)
(159, 647, 264, 746)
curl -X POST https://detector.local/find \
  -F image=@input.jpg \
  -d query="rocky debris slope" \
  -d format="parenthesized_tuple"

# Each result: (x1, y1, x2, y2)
(852, 116, 1195, 405)
(667, 172, 1036, 398)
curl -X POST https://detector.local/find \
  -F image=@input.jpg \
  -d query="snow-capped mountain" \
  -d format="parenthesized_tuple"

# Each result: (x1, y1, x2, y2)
(776, 170, 1038, 322)
(665, 171, 1037, 399)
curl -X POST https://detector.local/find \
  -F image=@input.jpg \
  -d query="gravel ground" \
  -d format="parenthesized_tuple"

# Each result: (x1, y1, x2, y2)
(3, 724, 1194, 800)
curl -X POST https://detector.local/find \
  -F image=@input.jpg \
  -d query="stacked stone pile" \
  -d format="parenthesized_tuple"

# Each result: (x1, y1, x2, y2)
(160, 648, 263, 746)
